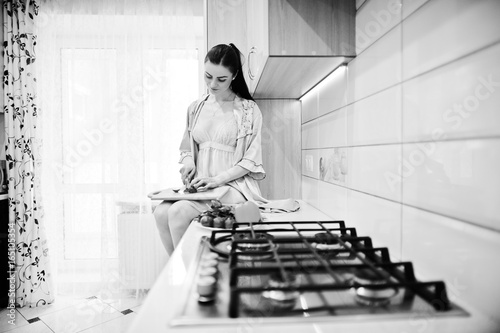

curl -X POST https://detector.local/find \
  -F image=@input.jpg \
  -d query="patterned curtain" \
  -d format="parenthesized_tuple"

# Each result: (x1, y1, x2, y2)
(3, 0, 54, 307)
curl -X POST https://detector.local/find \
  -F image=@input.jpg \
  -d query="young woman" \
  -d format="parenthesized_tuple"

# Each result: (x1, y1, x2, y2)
(154, 43, 267, 255)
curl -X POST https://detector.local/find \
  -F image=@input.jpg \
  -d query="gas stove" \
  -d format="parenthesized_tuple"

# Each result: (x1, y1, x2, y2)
(170, 220, 468, 326)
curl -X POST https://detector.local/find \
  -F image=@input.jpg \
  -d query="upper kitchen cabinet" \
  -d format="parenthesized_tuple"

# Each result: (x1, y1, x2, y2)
(206, 0, 248, 76)
(246, 0, 355, 99)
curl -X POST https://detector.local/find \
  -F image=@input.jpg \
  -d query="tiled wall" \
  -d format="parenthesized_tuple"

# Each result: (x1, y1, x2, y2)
(301, 0, 500, 324)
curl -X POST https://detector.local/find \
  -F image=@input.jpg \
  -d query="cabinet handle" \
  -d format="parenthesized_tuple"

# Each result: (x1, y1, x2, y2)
(248, 47, 256, 80)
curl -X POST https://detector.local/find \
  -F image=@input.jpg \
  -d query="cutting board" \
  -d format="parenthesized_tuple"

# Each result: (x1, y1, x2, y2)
(148, 186, 230, 201)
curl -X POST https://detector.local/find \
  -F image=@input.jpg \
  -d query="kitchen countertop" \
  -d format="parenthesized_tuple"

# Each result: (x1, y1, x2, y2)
(128, 200, 498, 333)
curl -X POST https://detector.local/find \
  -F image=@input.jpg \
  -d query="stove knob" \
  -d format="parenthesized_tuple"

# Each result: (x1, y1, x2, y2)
(199, 266, 218, 279)
(201, 259, 218, 268)
(197, 276, 216, 297)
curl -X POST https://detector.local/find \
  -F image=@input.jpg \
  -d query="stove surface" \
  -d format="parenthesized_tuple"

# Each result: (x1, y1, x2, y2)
(171, 221, 468, 327)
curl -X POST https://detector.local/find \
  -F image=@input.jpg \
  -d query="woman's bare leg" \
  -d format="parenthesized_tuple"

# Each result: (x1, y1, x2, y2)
(168, 201, 200, 247)
(153, 201, 175, 255)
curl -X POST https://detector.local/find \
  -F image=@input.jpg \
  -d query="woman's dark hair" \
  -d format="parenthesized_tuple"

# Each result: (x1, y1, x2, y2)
(205, 43, 254, 101)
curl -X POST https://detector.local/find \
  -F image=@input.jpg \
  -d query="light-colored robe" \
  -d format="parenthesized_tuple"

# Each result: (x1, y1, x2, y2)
(179, 94, 268, 203)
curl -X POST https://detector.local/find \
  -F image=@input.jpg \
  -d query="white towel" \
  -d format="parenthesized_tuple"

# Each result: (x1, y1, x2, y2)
(257, 198, 301, 213)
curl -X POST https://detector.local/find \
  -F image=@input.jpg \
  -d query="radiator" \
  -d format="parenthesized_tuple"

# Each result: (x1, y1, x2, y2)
(117, 212, 168, 290)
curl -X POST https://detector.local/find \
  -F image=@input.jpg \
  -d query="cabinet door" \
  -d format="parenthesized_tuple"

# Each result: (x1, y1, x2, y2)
(246, 0, 269, 94)
(268, 0, 355, 56)
(207, 0, 248, 70)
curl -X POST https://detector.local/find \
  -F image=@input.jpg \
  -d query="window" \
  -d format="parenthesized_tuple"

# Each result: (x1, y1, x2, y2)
(39, 12, 203, 264)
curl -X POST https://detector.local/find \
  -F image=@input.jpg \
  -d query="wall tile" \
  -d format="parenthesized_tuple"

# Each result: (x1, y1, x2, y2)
(347, 24, 402, 104)
(401, 0, 429, 19)
(402, 0, 500, 81)
(301, 120, 319, 149)
(301, 86, 318, 124)
(402, 139, 500, 231)
(402, 205, 500, 323)
(318, 108, 347, 148)
(347, 85, 402, 146)
(403, 42, 500, 142)
(347, 190, 402, 259)
(318, 148, 348, 186)
(302, 149, 319, 179)
(301, 175, 319, 209)
(317, 66, 348, 116)
(302, 107, 347, 150)
(301, 6, 500, 327)
(355, 0, 402, 54)
(348, 144, 402, 201)
(317, 181, 348, 220)
(301, 65, 348, 123)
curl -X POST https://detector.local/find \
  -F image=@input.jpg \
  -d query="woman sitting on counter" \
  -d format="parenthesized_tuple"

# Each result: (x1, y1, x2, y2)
(154, 43, 286, 255)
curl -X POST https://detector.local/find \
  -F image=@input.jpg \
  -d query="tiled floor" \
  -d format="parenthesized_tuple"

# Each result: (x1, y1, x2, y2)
(0, 291, 146, 333)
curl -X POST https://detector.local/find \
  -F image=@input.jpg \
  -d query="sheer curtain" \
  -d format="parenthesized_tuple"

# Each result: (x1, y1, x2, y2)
(35, 0, 204, 300)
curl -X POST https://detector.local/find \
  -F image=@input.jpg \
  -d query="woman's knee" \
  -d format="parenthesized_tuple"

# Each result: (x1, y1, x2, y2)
(153, 202, 171, 225)
(168, 201, 197, 229)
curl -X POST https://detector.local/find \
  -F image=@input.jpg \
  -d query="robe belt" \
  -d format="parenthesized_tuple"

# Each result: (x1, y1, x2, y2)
(199, 141, 236, 153)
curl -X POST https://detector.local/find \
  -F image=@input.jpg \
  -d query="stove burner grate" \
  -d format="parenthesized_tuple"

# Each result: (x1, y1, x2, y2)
(205, 220, 453, 318)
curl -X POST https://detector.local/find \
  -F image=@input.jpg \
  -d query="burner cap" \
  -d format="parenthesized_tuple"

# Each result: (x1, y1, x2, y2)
(261, 273, 299, 311)
(233, 232, 274, 251)
(352, 268, 398, 307)
(232, 232, 276, 260)
(314, 232, 339, 245)
(353, 268, 386, 285)
(355, 286, 398, 307)
(313, 232, 342, 251)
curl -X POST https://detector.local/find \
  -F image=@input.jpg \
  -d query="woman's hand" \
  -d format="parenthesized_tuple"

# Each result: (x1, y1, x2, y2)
(189, 167, 248, 192)
(179, 158, 196, 186)
(189, 177, 219, 192)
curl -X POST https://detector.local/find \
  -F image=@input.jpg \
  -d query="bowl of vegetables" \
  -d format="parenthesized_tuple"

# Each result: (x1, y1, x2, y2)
(192, 200, 237, 229)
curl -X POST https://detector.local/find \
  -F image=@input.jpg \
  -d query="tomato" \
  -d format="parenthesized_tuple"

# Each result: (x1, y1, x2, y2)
(200, 215, 214, 227)
(224, 216, 236, 229)
(213, 216, 225, 228)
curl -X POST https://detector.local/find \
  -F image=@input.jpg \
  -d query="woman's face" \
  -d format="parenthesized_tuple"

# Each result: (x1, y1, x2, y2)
(204, 61, 234, 97)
